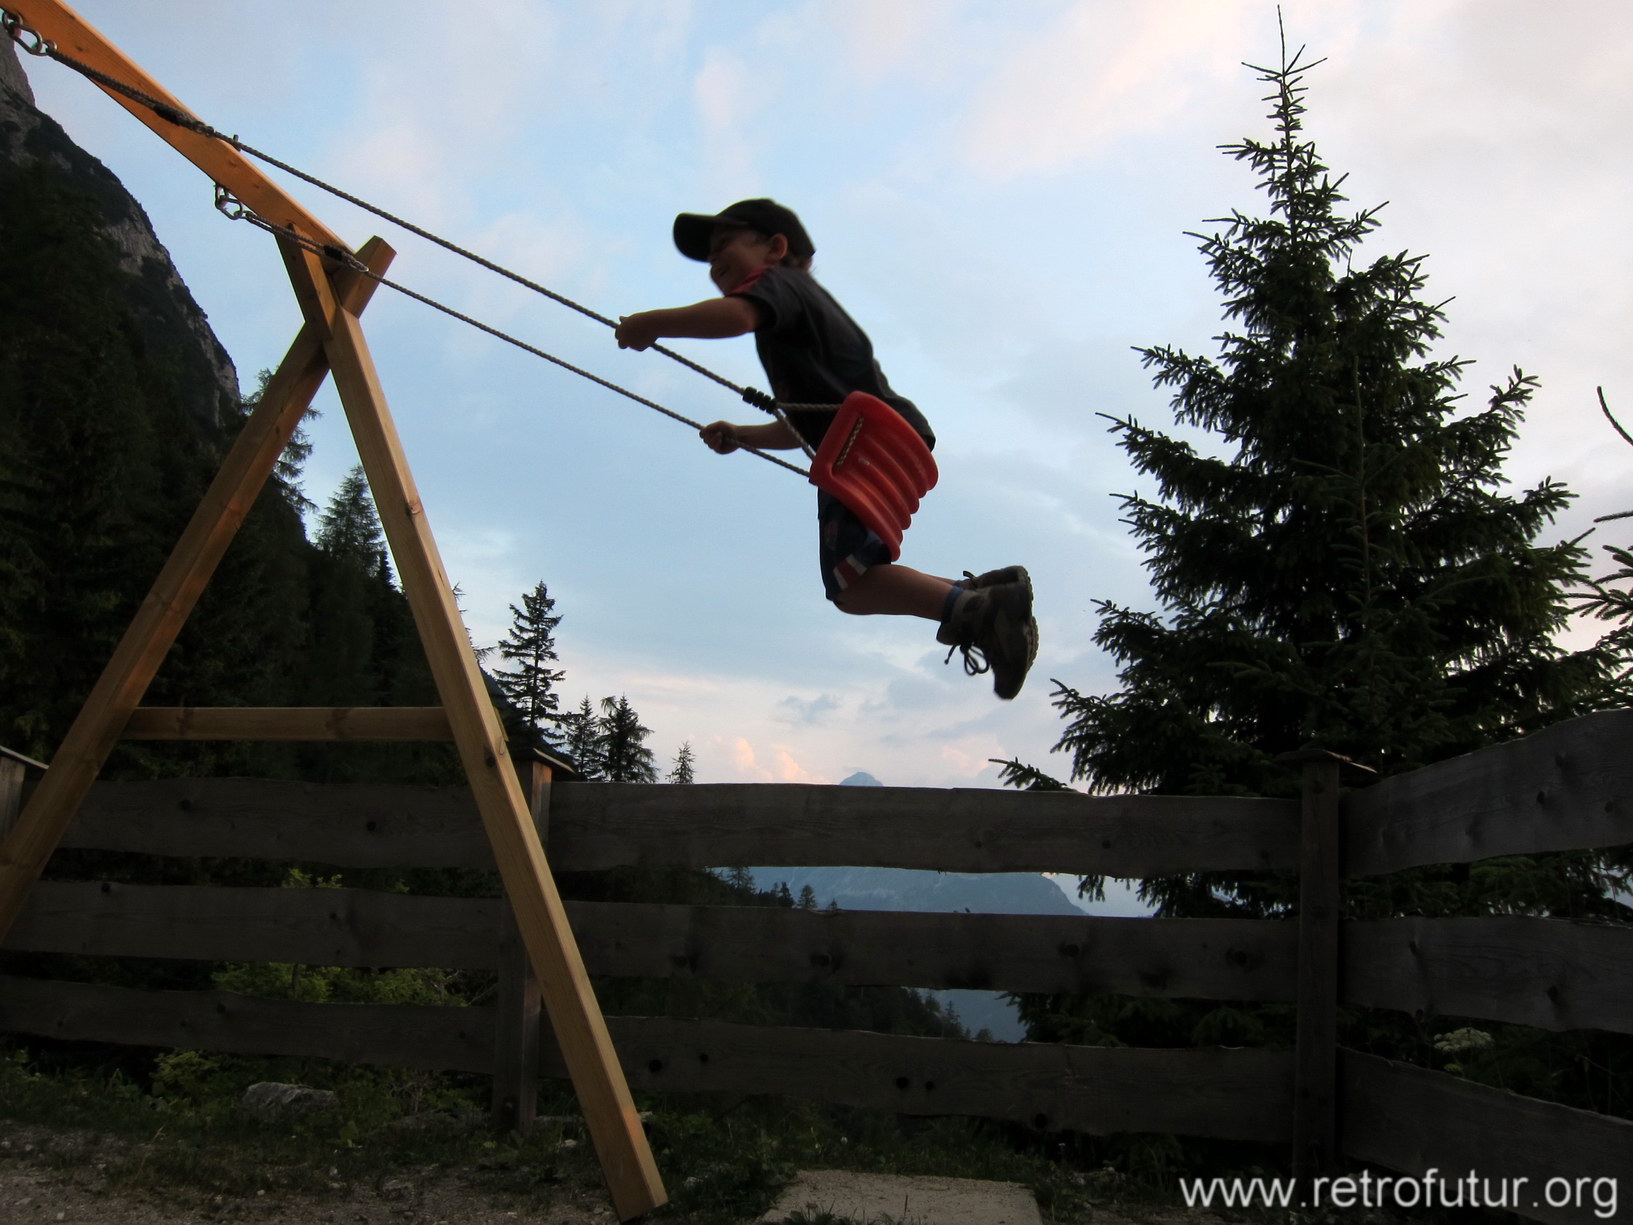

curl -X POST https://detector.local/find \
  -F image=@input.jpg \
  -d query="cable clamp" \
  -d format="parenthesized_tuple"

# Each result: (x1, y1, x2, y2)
(2, 12, 53, 55)
(213, 184, 249, 221)
(741, 387, 778, 414)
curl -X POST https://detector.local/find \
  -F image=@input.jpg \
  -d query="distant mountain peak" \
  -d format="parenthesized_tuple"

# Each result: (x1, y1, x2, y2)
(839, 771, 883, 787)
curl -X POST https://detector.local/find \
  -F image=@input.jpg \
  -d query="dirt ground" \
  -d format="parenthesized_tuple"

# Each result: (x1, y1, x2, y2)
(1, 1123, 623, 1225)
(0, 1123, 1234, 1225)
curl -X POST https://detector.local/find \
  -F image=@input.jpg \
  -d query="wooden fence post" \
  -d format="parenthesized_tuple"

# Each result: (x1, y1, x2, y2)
(1280, 748, 1346, 1191)
(492, 750, 551, 1131)
(0, 747, 47, 843)
(1, 756, 25, 842)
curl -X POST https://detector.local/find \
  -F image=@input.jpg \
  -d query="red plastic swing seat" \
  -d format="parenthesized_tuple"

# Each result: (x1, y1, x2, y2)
(808, 391, 939, 560)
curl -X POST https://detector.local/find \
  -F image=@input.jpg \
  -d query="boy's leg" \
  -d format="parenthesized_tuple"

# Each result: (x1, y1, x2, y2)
(831, 563, 955, 618)
(817, 491, 1035, 697)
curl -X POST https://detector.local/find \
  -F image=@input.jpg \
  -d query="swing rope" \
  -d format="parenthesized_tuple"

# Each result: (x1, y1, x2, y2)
(227, 198, 813, 477)
(3, 13, 833, 468)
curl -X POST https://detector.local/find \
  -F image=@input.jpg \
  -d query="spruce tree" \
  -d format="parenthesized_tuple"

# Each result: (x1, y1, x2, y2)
(667, 740, 696, 784)
(305, 469, 384, 710)
(563, 695, 604, 780)
(315, 465, 389, 581)
(1049, 39, 1617, 807)
(492, 581, 568, 744)
(599, 695, 657, 783)
(1012, 37, 1631, 1098)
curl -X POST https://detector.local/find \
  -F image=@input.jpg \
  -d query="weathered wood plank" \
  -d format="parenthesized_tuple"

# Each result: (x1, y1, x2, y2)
(0, 975, 492, 1073)
(0, 976, 1291, 1142)
(0, 758, 23, 842)
(568, 903, 1298, 1001)
(591, 1018, 1292, 1142)
(51, 779, 1298, 877)
(1339, 1049, 1633, 1225)
(1345, 709, 1633, 877)
(551, 784, 1299, 875)
(5, 881, 503, 970)
(123, 707, 452, 741)
(6, 884, 1297, 1002)
(54, 778, 492, 868)
(1344, 917, 1633, 1035)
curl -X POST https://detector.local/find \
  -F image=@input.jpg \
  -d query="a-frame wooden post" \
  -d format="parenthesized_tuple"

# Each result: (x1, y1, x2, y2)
(0, 4, 665, 1218)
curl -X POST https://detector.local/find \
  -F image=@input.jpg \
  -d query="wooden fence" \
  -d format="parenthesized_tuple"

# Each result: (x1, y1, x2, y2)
(2, 711, 1632, 1223)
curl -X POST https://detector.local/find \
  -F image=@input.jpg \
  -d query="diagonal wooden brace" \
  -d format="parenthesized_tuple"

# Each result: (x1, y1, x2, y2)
(281, 242, 666, 1220)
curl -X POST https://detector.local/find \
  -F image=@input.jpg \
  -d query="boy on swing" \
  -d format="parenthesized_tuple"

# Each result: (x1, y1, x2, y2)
(615, 199, 1036, 699)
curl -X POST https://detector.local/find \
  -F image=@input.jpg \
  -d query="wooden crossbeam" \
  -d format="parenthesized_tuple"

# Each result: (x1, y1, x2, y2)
(123, 707, 454, 741)
(1, 5, 667, 1217)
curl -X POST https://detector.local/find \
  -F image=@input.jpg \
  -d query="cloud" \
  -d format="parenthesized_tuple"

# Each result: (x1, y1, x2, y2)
(955, 0, 1268, 179)
(776, 692, 843, 725)
(692, 47, 760, 184)
(772, 747, 815, 782)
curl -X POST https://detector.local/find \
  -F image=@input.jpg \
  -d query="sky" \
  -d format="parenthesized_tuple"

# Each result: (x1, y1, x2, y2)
(15, 0, 1633, 792)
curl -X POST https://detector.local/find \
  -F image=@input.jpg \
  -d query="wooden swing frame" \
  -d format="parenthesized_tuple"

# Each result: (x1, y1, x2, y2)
(0, 4, 665, 1218)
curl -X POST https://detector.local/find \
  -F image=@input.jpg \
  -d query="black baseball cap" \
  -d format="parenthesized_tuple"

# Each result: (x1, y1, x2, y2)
(673, 199, 815, 261)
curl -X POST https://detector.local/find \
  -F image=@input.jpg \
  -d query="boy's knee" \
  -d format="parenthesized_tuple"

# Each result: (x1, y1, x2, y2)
(829, 589, 864, 615)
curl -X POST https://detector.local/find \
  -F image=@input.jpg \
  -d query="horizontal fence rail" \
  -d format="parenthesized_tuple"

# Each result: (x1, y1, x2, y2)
(7, 882, 1300, 1002)
(1345, 709, 1633, 877)
(41, 778, 1302, 877)
(1340, 1050, 1633, 1225)
(0, 975, 1293, 1142)
(13, 884, 1632, 1036)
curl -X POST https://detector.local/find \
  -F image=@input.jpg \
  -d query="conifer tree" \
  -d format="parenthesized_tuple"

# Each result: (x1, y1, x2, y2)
(1045, 39, 1617, 811)
(1010, 37, 1630, 1090)
(598, 695, 657, 783)
(563, 695, 604, 780)
(305, 469, 384, 711)
(315, 465, 389, 582)
(667, 740, 696, 784)
(492, 581, 568, 744)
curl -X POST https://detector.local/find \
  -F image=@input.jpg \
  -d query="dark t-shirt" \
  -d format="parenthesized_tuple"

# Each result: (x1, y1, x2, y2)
(731, 266, 934, 451)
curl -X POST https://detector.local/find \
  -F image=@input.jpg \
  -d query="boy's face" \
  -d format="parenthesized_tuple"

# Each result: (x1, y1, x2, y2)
(707, 223, 781, 293)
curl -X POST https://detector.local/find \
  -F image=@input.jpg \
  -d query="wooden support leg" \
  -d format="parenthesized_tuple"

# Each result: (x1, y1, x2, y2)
(283, 245, 665, 1220)
(0, 240, 395, 942)
(492, 757, 550, 1131)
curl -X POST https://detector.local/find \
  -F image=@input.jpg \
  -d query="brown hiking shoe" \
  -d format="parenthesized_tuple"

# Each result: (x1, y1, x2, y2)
(960, 565, 1030, 592)
(937, 578, 1036, 700)
(950, 565, 1038, 681)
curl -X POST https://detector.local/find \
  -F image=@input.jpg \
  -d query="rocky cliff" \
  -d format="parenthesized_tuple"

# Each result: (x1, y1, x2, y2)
(0, 36, 239, 433)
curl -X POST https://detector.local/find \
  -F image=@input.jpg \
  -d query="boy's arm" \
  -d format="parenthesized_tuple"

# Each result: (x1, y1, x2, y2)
(616, 297, 759, 350)
(701, 419, 802, 453)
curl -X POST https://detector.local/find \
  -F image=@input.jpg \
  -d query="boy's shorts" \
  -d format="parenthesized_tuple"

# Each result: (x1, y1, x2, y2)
(818, 489, 892, 600)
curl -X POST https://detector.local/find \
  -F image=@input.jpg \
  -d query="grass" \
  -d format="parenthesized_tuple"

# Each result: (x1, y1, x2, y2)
(0, 1042, 1308, 1224)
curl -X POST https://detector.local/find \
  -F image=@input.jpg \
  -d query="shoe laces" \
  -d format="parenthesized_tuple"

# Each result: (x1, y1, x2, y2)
(943, 640, 990, 678)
